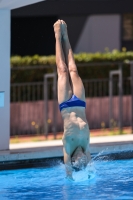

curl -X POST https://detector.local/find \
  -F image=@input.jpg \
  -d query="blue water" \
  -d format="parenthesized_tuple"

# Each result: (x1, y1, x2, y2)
(0, 159, 133, 200)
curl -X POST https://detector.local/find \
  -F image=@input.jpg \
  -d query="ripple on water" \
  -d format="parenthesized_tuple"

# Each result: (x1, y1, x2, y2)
(0, 156, 133, 200)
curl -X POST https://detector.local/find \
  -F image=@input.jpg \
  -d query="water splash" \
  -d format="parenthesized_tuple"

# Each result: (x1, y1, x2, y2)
(72, 162, 96, 182)
(92, 147, 109, 161)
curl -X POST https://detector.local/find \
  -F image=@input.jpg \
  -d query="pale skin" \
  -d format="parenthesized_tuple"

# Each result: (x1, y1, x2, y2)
(53, 20, 91, 180)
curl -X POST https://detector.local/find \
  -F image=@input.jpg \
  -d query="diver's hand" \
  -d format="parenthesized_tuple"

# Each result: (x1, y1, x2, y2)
(66, 175, 74, 181)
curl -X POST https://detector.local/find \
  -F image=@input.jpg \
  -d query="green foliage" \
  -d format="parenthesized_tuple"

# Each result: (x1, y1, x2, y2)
(11, 54, 56, 67)
(10, 50, 132, 83)
(10, 50, 133, 67)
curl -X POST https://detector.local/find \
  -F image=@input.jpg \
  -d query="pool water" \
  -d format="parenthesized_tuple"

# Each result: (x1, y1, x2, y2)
(0, 159, 133, 200)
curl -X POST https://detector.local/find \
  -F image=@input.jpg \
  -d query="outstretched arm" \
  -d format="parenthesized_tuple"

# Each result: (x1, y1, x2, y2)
(63, 147, 74, 180)
(84, 144, 91, 163)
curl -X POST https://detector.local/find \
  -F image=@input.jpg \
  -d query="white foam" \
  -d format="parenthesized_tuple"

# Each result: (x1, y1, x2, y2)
(73, 162, 96, 182)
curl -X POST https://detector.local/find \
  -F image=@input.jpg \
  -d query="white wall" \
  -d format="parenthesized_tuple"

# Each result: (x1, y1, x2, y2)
(75, 15, 121, 53)
(0, 10, 10, 151)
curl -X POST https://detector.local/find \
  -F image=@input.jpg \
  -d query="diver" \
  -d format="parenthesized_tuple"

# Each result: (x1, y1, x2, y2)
(53, 20, 91, 180)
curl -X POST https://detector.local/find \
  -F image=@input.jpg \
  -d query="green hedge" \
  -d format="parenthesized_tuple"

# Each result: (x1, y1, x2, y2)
(11, 50, 133, 67)
(10, 50, 132, 83)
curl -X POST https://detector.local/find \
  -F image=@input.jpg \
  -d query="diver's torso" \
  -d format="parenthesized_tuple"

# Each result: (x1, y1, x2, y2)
(61, 107, 90, 155)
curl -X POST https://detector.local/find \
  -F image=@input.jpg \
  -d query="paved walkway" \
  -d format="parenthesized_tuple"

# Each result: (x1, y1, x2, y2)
(0, 134, 133, 163)
(10, 134, 133, 150)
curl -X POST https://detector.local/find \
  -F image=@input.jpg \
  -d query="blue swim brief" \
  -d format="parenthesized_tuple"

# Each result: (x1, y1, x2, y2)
(59, 95, 86, 112)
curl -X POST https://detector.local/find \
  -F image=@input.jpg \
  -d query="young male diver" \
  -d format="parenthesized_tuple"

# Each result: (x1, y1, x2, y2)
(53, 20, 91, 180)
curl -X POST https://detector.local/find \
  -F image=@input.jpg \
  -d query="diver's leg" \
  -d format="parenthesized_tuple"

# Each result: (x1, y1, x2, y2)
(54, 20, 72, 104)
(61, 20, 85, 101)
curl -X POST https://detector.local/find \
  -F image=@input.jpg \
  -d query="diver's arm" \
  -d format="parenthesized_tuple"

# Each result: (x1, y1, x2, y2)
(86, 151, 91, 163)
(85, 144, 91, 163)
(63, 147, 74, 180)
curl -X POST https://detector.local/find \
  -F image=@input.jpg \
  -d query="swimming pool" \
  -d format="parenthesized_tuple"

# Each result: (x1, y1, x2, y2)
(0, 157, 133, 200)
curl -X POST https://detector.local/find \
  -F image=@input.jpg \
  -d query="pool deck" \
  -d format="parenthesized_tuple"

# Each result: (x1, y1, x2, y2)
(0, 134, 133, 164)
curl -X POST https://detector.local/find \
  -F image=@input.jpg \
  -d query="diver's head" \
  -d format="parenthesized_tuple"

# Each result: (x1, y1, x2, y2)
(71, 146, 88, 171)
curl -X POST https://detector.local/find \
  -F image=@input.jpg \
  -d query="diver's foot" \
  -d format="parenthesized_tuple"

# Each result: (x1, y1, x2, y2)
(61, 20, 68, 40)
(53, 19, 62, 39)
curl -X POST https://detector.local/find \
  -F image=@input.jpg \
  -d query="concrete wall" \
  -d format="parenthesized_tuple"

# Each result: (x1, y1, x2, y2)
(75, 15, 121, 53)
(0, 10, 10, 151)
(10, 14, 121, 55)
(59, 16, 88, 50)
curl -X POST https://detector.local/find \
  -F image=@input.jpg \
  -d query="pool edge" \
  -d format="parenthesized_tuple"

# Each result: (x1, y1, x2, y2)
(0, 141, 133, 170)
